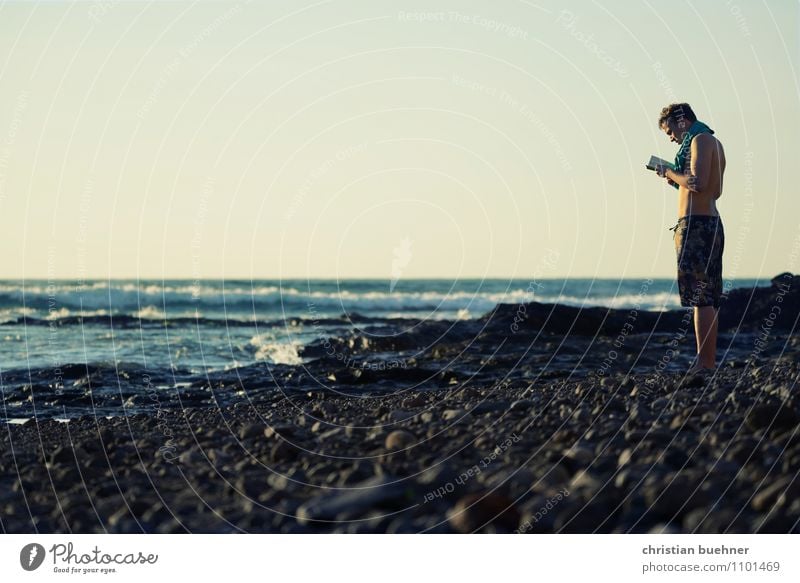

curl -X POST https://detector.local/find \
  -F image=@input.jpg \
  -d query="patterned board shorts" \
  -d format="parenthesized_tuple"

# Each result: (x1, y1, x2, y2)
(670, 215, 725, 308)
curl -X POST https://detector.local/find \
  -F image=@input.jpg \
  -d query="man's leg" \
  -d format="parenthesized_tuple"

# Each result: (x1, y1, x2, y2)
(692, 306, 719, 370)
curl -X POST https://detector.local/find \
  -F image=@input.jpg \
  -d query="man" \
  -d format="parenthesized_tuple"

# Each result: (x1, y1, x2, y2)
(655, 103, 726, 374)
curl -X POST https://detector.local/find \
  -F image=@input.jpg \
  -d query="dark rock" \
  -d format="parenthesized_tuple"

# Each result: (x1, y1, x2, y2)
(752, 476, 800, 512)
(447, 492, 521, 533)
(509, 399, 535, 411)
(385, 410, 416, 423)
(644, 471, 710, 518)
(270, 441, 298, 463)
(239, 423, 263, 440)
(296, 476, 415, 524)
(471, 401, 511, 415)
(264, 424, 300, 439)
(745, 402, 799, 433)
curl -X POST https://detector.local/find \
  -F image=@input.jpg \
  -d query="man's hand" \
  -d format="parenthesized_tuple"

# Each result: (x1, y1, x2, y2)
(655, 164, 678, 187)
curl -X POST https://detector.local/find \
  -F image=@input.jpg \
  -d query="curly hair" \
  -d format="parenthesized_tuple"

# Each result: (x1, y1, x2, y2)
(658, 103, 697, 129)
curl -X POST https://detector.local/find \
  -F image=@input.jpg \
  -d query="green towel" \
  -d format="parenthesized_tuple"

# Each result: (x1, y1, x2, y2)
(670, 120, 714, 189)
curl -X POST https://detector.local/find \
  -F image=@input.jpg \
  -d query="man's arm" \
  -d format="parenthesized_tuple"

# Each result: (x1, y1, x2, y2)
(665, 134, 713, 192)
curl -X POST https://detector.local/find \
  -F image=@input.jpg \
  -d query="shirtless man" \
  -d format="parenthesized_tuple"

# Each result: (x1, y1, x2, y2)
(654, 103, 726, 374)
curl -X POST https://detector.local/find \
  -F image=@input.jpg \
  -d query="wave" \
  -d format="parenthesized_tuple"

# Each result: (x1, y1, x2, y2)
(0, 281, 283, 296)
(0, 278, 710, 323)
(9, 311, 391, 329)
(249, 334, 304, 365)
(132, 305, 167, 319)
(0, 293, 679, 325)
(0, 287, 500, 314)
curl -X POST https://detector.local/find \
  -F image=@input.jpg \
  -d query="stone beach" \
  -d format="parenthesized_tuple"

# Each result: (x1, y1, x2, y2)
(2, 273, 799, 533)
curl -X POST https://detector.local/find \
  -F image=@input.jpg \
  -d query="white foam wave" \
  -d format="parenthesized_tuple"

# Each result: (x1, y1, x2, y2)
(133, 306, 167, 319)
(249, 334, 304, 365)
(0, 307, 114, 322)
(0, 307, 37, 323)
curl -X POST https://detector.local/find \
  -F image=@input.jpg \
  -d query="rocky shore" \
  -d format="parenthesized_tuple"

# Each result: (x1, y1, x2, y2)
(2, 274, 798, 533)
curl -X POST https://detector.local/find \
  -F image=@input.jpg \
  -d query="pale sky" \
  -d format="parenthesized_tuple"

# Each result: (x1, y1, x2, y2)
(1, 0, 798, 279)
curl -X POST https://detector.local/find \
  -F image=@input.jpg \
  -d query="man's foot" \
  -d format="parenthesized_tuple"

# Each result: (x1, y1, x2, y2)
(686, 363, 715, 376)
(680, 364, 716, 388)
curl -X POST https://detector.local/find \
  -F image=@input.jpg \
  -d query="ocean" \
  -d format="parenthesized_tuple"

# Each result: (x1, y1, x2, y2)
(1, 278, 763, 375)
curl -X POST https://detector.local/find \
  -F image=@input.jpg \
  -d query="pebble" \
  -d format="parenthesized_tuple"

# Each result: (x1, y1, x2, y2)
(384, 430, 416, 451)
(296, 476, 412, 524)
(270, 440, 299, 463)
(442, 409, 465, 421)
(447, 492, 521, 533)
(385, 410, 416, 423)
(239, 423, 263, 440)
(264, 424, 298, 439)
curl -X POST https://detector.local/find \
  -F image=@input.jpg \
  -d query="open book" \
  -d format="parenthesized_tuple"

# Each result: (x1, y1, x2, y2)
(645, 155, 675, 172)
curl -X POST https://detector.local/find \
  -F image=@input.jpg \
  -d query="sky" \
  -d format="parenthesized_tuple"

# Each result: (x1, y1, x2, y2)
(0, 0, 798, 280)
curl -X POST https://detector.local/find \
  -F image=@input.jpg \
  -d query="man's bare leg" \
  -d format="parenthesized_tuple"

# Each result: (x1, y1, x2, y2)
(688, 306, 719, 373)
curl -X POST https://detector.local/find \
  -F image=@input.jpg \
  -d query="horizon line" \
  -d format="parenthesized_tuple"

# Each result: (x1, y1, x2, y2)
(0, 275, 774, 281)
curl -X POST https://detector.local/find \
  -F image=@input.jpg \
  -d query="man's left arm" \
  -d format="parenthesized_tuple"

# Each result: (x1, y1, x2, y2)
(665, 134, 712, 193)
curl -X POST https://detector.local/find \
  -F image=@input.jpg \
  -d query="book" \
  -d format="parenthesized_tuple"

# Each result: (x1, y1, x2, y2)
(645, 155, 675, 172)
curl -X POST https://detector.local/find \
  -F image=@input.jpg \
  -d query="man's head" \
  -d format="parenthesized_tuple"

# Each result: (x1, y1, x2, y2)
(658, 102, 697, 144)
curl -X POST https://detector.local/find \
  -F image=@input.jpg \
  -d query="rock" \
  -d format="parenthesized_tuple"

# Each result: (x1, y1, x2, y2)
(385, 430, 416, 451)
(239, 423, 263, 440)
(264, 424, 299, 439)
(644, 471, 709, 518)
(562, 445, 594, 468)
(296, 476, 413, 524)
(752, 476, 799, 512)
(745, 402, 799, 433)
(568, 405, 591, 423)
(49, 446, 76, 466)
(447, 492, 520, 533)
(316, 427, 344, 440)
(725, 437, 759, 464)
(617, 448, 635, 467)
(386, 410, 416, 423)
(569, 470, 604, 491)
(401, 394, 427, 408)
(415, 463, 460, 500)
(266, 473, 293, 492)
(442, 409, 465, 421)
(340, 460, 377, 485)
(530, 464, 571, 492)
(178, 447, 205, 465)
(679, 374, 707, 389)
(270, 440, 298, 463)
(628, 403, 654, 423)
(509, 399, 535, 411)
(236, 473, 265, 498)
(471, 401, 510, 415)
(761, 382, 791, 401)
(312, 401, 336, 418)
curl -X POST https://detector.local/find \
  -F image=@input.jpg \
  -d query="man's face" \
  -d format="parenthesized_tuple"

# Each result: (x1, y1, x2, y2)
(661, 120, 681, 144)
